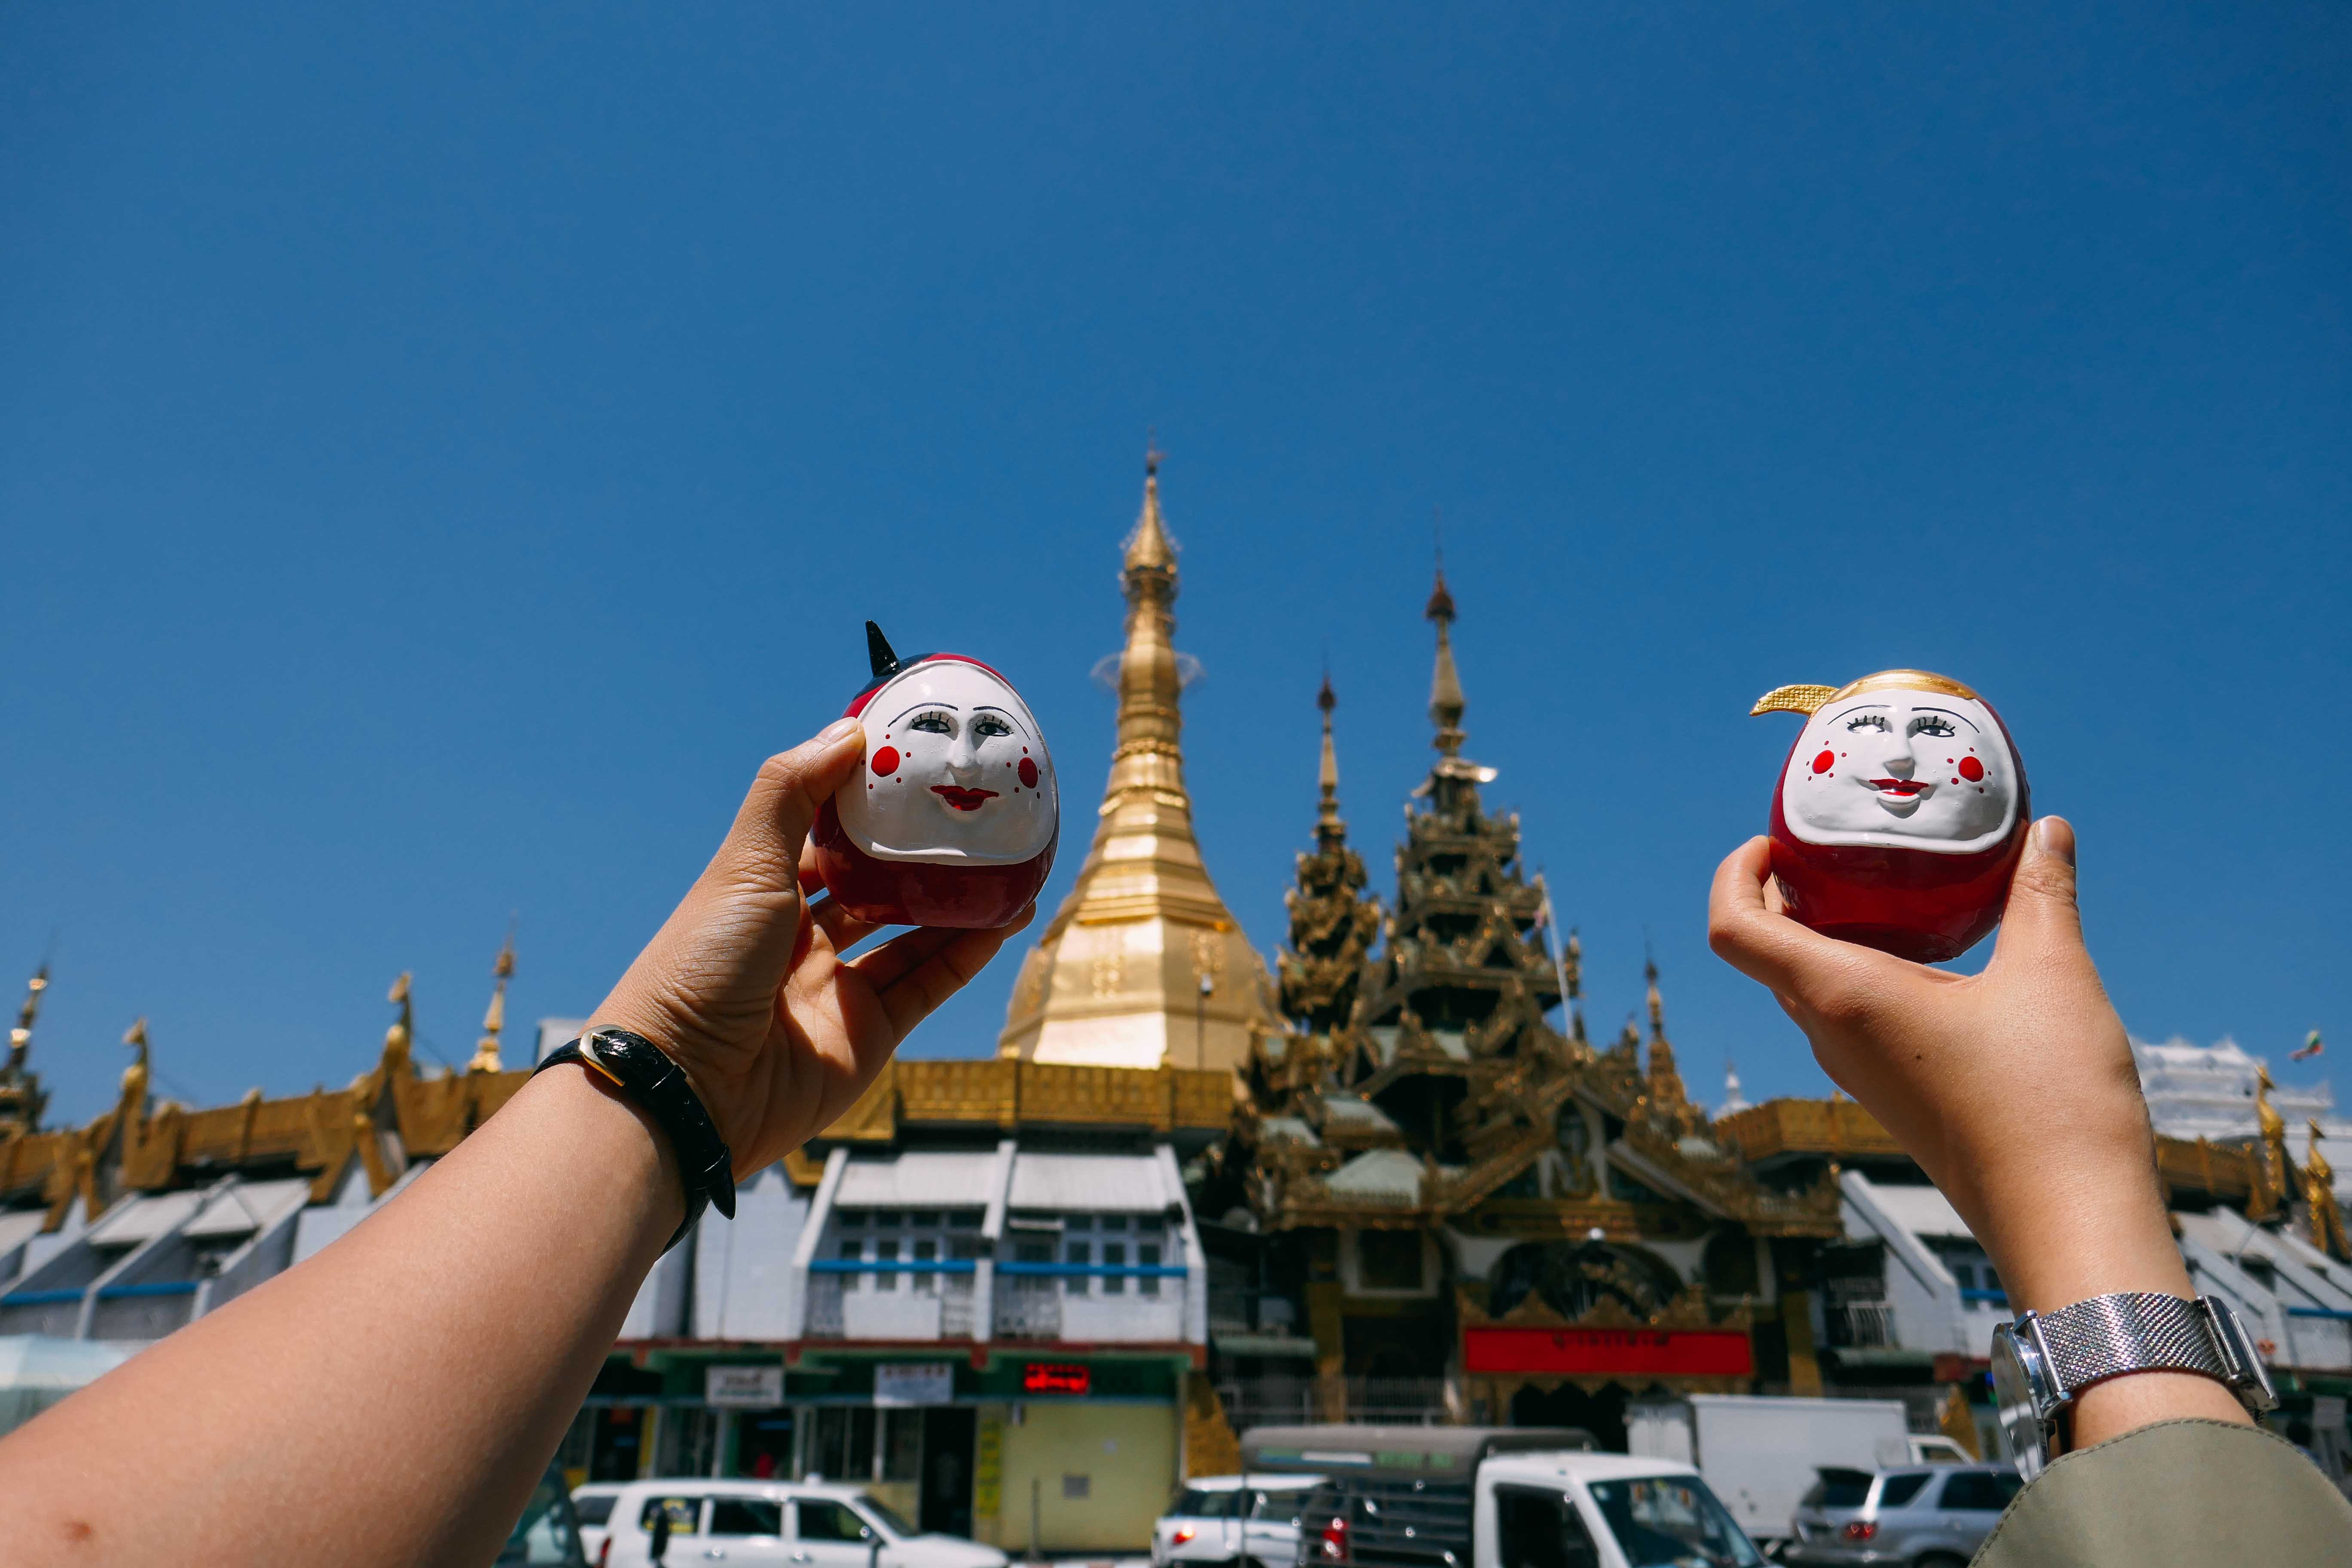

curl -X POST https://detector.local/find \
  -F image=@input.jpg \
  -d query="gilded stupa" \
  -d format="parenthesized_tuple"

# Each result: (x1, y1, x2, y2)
(996, 455, 1278, 1072)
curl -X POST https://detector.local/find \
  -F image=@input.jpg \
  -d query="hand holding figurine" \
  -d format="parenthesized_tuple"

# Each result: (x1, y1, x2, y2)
(590, 717, 1034, 1175)
(1709, 818, 2248, 1442)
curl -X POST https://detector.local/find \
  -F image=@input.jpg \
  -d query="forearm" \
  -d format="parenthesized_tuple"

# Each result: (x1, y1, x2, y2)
(0, 1067, 679, 1567)
(1961, 1137, 2248, 1447)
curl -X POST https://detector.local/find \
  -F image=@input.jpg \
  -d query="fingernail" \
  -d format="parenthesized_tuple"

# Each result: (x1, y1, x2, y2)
(821, 718, 861, 743)
(2033, 816, 2073, 864)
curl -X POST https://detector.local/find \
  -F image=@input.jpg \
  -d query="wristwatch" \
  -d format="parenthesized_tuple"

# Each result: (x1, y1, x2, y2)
(535, 1026, 736, 1252)
(1990, 1291, 2276, 1479)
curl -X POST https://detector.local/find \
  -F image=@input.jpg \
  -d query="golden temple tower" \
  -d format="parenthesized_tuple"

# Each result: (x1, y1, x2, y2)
(997, 455, 1277, 1072)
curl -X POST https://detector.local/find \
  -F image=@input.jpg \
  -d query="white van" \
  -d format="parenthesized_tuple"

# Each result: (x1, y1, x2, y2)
(582, 1479, 1010, 1568)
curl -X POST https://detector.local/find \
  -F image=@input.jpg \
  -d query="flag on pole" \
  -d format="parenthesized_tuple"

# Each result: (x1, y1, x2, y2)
(2291, 1030, 2325, 1062)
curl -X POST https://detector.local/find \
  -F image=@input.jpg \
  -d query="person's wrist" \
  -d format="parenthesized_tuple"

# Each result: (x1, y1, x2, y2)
(526, 1054, 688, 1250)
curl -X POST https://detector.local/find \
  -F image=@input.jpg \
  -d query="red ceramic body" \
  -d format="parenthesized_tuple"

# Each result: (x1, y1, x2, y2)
(1766, 703, 2030, 964)
(810, 652, 1058, 929)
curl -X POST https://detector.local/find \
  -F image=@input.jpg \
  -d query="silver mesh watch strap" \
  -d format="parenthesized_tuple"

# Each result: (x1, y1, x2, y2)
(2030, 1291, 2229, 1395)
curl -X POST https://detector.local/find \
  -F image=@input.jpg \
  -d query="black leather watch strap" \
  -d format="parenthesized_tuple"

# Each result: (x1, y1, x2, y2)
(536, 1028, 735, 1252)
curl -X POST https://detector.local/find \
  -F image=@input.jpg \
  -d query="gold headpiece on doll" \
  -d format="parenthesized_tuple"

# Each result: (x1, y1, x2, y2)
(1750, 669, 1981, 717)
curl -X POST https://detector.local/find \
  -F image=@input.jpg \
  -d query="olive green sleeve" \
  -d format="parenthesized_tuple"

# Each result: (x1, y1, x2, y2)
(1974, 1418, 2352, 1568)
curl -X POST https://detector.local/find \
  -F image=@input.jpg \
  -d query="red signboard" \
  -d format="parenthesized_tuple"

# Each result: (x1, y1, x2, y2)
(1464, 1326, 1753, 1378)
(1021, 1362, 1092, 1395)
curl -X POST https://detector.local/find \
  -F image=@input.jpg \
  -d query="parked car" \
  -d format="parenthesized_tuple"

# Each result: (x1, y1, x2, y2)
(570, 1482, 627, 1564)
(1152, 1473, 1326, 1568)
(585, 1479, 1010, 1568)
(1242, 1424, 1767, 1568)
(1627, 1396, 1973, 1552)
(501, 1464, 589, 1566)
(1782, 1464, 2023, 1566)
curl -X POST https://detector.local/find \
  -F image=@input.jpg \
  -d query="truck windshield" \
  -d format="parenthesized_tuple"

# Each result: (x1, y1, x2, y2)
(1584, 1476, 1764, 1568)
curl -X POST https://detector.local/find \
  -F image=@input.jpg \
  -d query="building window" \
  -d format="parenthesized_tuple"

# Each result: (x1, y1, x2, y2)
(1357, 1230, 1425, 1292)
(808, 1407, 876, 1483)
(949, 1209, 983, 1229)
(875, 1239, 899, 1291)
(913, 1239, 938, 1294)
(840, 1210, 867, 1230)
(1102, 1242, 1127, 1295)
(1138, 1243, 1162, 1297)
(883, 1409, 923, 1482)
(838, 1239, 864, 1292)
(874, 1210, 903, 1230)
(1953, 1262, 1975, 1289)
(1101, 1213, 1128, 1232)
(910, 1210, 941, 1228)
(1066, 1240, 1091, 1296)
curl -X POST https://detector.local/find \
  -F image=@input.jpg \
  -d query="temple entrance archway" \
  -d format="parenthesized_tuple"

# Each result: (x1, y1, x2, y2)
(1509, 1381, 1629, 1452)
(1488, 1240, 1681, 1320)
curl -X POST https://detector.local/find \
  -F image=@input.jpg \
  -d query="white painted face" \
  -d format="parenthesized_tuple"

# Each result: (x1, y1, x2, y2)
(836, 658, 1057, 865)
(1780, 689, 2019, 853)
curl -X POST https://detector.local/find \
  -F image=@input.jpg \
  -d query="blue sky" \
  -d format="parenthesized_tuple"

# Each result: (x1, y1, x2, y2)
(3, 4, 2346, 1125)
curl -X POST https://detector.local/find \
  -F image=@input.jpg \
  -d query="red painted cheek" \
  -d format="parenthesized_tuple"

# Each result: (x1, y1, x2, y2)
(1811, 750, 1836, 775)
(1019, 757, 1040, 789)
(1958, 755, 1985, 782)
(870, 746, 900, 778)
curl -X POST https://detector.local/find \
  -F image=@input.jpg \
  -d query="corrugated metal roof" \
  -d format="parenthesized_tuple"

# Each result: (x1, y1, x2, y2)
(86, 1188, 208, 1246)
(1324, 1148, 1423, 1202)
(834, 1151, 1001, 1207)
(0, 1210, 48, 1258)
(1318, 1096, 1399, 1132)
(1855, 1176, 1973, 1240)
(1260, 1117, 1321, 1146)
(1007, 1152, 1174, 1212)
(184, 1178, 313, 1240)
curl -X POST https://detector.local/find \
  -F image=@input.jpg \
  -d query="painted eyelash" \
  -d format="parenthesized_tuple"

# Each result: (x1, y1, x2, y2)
(907, 710, 956, 733)
(1845, 714, 1889, 732)
(1910, 715, 1957, 737)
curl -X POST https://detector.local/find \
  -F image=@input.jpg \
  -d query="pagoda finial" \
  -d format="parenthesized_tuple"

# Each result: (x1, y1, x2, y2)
(1720, 1056, 1752, 1118)
(1315, 671, 1344, 845)
(121, 1017, 151, 1101)
(1426, 562, 1466, 756)
(469, 922, 517, 1074)
(7, 965, 46, 1073)
(1124, 444, 1177, 575)
(382, 971, 415, 1076)
(2306, 1119, 2349, 1260)
(1646, 952, 1665, 1041)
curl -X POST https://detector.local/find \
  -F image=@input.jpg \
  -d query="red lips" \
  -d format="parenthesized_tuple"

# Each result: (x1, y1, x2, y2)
(1869, 778, 1930, 796)
(931, 785, 998, 811)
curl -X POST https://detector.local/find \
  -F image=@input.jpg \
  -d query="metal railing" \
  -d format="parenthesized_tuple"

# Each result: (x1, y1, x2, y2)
(1825, 1299, 1896, 1349)
(1217, 1375, 1450, 1429)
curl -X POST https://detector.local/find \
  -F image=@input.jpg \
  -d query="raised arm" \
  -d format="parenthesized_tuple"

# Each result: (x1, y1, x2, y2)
(0, 720, 1031, 1567)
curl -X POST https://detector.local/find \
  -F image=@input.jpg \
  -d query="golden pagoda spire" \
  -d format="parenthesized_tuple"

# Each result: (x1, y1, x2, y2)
(1314, 671, 1344, 846)
(1427, 565, 1466, 756)
(7, 966, 45, 1074)
(0, 965, 49, 1134)
(120, 1017, 151, 1102)
(381, 971, 415, 1078)
(998, 452, 1277, 1070)
(2305, 1119, 2349, 1261)
(469, 925, 516, 1074)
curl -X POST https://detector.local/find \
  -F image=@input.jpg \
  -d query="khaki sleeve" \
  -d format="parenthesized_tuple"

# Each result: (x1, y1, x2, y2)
(1974, 1418, 2352, 1568)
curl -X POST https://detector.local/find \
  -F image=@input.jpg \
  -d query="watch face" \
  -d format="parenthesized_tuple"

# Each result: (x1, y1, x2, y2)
(1989, 1325, 2049, 1482)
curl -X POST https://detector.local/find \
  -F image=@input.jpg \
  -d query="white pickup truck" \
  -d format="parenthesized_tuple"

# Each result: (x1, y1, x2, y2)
(1629, 1396, 1971, 1551)
(1242, 1424, 1767, 1568)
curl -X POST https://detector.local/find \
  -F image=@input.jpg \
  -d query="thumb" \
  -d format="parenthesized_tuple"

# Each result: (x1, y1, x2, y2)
(709, 718, 866, 891)
(1988, 816, 2087, 974)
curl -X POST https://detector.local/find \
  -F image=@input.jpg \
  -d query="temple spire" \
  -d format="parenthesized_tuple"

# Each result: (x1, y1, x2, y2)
(1315, 671, 1344, 846)
(0, 965, 52, 1135)
(1426, 566, 1466, 756)
(998, 453, 1277, 1069)
(469, 925, 516, 1074)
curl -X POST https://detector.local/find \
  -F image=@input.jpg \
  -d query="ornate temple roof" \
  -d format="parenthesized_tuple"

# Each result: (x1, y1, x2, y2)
(996, 455, 1277, 1072)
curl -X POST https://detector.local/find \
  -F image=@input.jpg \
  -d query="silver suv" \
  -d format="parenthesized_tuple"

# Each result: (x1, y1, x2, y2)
(1784, 1464, 2022, 1566)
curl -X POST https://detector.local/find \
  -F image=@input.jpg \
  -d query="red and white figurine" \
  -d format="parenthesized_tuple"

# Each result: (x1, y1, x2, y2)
(1752, 669, 2029, 963)
(812, 622, 1060, 928)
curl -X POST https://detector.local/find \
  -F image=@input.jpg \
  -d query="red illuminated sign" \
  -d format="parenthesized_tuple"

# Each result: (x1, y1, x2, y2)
(1021, 1362, 1092, 1395)
(1463, 1326, 1753, 1378)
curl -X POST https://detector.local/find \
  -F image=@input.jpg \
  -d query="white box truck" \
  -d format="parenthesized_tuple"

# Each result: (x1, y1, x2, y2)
(1628, 1395, 1966, 1550)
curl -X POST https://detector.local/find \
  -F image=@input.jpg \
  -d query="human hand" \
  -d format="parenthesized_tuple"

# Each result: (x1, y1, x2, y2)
(591, 719, 1033, 1175)
(1709, 816, 2245, 1439)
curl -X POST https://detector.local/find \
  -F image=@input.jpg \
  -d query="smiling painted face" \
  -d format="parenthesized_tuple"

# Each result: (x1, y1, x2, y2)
(836, 656, 1058, 865)
(1780, 686, 2019, 853)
